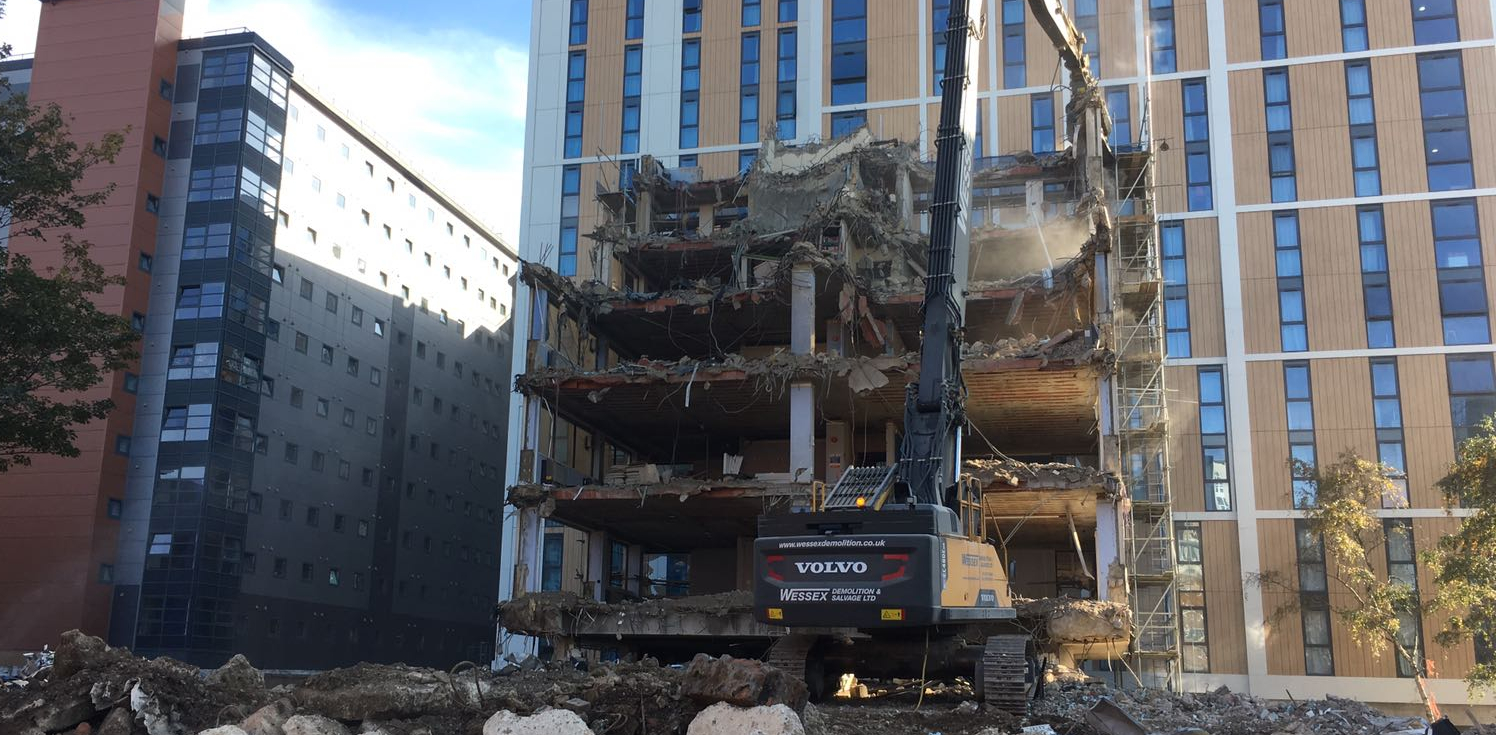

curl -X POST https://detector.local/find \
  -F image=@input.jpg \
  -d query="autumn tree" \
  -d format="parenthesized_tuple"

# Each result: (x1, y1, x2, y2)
(0, 28, 139, 472)
(1427, 418, 1496, 695)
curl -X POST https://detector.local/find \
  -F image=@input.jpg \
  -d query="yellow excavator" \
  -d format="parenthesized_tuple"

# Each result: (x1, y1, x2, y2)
(752, 0, 1105, 716)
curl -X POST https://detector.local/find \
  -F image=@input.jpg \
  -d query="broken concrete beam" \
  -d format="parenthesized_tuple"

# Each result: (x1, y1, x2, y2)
(483, 709, 591, 735)
(680, 654, 808, 712)
(1015, 597, 1133, 643)
(292, 664, 474, 721)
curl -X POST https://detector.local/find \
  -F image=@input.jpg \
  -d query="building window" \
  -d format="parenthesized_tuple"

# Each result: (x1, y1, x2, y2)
(1285, 362, 1317, 508)
(1295, 521, 1335, 675)
(779, 0, 797, 21)
(160, 404, 212, 442)
(933, 0, 951, 88)
(319, 344, 334, 366)
(1413, 0, 1459, 44)
(1447, 353, 1496, 444)
(1433, 199, 1488, 344)
(1003, 0, 1028, 85)
(542, 534, 565, 591)
(743, 0, 760, 26)
(168, 342, 218, 380)
(1176, 522, 1208, 673)
(680, 40, 701, 148)
(99, 564, 114, 583)
(683, 0, 701, 32)
(621, 45, 641, 153)
(1356, 206, 1395, 347)
(1030, 94, 1055, 153)
(114, 435, 132, 456)
(175, 283, 225, 320)
(626, 0, 644, 38)
(1182, 80, 1212, 211)
(1161, 224, 1190, 357)
(1383, 519, 1424, 677)
(1199, 367, 1232, 511)
(830, 111, 866, 139)
(1371, 358, 1410, 507)
(123, 373, 139, 393)
(1259, 0, 1286, 59)
(325, 292, 338, 314)
(1419, 52, 1473, 191)
(1345, 61, 1381, 196)
(564, 52, 585, 158)
(1338, 0, 1369, 50)
(144, 194, 161, 214)
(1274, 212, 1307, 351)
(559, 165, 580, 277)
(739, 149, 757, 174)
(830, 0, 867, 105)
(777, 28, 798, 140)
(294, 332, 308, 354)
(1264, 70, 1296, 202)
(740, 33, 761, 143)
(1075, 0, 1100, 71)
(569, 0, 587, 44)
(1107, 87, 1132, 148)
(1149, 0, 1175, 73)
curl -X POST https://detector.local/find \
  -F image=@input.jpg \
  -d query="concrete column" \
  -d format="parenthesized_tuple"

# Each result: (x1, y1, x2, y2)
(587, 530, 608, 601)
(790, 262, 816, 481)
(1094, 500, 1121, 602)
(697, 203, 715, 237)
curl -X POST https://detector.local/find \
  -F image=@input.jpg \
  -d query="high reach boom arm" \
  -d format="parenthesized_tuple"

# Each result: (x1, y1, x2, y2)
(897, 0, 983, 513)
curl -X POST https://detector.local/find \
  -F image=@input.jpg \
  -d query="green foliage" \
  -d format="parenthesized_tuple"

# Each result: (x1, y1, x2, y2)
(1428, 418, 1496, 695)
(0, 34, 139, 472)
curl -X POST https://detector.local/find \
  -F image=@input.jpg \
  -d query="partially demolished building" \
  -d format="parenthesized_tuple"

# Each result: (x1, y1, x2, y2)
(500, 120, 1172, 685)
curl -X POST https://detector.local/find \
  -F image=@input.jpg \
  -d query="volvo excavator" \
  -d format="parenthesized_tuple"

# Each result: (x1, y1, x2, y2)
(753, 0, 1106, 716)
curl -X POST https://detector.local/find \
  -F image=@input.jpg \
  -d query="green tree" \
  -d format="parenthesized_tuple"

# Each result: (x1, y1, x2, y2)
(1428, 418, 1496, 696)
(1, 29, 138, 472)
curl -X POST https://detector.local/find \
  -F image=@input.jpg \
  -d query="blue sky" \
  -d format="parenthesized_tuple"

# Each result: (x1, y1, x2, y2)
(0, 0, 533, 243)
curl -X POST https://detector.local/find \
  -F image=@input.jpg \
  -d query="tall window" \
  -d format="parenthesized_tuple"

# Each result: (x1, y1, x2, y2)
(743, 0, 760, 26)
(683, 0, 701, 33)
(1199, 367, 1232, 511)
(1076, 0, 1100, 71)
(1433, 199, 1488, 344)
(1341, 0, 1368, 51)
(1296, 521, 1335, 675)
(1150, 0, 1176, 73)
(1285, 362, 1317, 508)
(621, 45, 642, 154)
(1447, 354, 1496, 444)
(569, 0, 588, 44)
(830, 0, 867, 105)
(1003, 0, 1027, 86)
(1418, 52, 1474, 191)
(559, 166, 580, 277)
(542, 533, 564, 591)
(1259, 0, 1286, 59)
(1176, 522, 1209, 673)
(1371, 359, 1410, 507)
(680, 40, 701, 149)
(1358, 206, 1394, 347)
(1413, 0, 1459, 44)
(1264, 69, 1296, 202)
(564, 52, 585, 158)
(777, 29, 798, 140)
(1031, 94, 1055, 153)
(1345, 61, 1381, 196)
(779, 0, 797, 22)
(933, 0, 951, 89)
(1384, 520, 1424, 677)
(741, 33, 761, 144)
(1183, 80, 1212, 211)
(1162, 222, 1191, 357)
(1107, 87, 1132, 148)
(625, 0, 644, 39)
(1275, 212, 1307, 351)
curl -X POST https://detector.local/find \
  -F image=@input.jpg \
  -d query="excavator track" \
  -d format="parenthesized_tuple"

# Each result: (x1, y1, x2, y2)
(763, 632, 818, 683)
(978, 635, 1030, 716)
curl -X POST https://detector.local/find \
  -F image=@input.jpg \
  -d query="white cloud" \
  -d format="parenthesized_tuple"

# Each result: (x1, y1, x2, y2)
(2, 0, 527, 244)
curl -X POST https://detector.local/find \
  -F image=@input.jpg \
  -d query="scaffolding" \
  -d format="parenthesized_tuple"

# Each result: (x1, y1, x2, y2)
(1108, 140, 1180, 690)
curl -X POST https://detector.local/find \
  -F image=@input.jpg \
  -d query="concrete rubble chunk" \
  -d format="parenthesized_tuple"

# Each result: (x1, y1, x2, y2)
(207, 655, 265, 692)
(53, 630, 113, 680)
(686, 703, 806, 735)
(240, 698, 295, 735)
(481, 709, 590, 735)
(198, 727, 250, 735)
(680, 654, 808, 712)
(97, 707, 136, 735)
(292, 664, 467, 721)
(282, 715, 351, 735)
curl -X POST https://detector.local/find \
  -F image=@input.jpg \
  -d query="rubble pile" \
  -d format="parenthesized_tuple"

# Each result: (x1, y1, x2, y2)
(1030, 683, 1432, 735)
